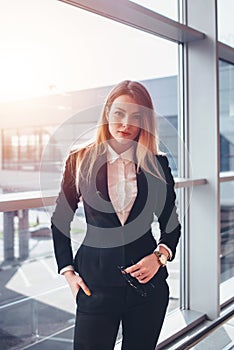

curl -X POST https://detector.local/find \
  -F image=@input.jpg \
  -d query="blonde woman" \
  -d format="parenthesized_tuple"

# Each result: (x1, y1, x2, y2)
(51, 80, 181, 350)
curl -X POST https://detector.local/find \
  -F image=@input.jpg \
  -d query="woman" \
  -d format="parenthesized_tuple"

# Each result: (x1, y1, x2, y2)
(51, 80, 181, 350)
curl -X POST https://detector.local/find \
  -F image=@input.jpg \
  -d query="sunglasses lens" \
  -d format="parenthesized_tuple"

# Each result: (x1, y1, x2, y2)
(117, 265, 147, 297)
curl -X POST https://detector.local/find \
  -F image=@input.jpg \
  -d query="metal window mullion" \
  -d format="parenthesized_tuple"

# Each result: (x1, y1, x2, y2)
(186, 0, 220, 320)
(179, 0, 193, 310)
(179, 41, 191, 311)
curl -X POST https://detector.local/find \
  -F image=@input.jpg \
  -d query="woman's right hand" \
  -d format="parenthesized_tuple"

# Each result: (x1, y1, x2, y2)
(63, 270, 91, 299)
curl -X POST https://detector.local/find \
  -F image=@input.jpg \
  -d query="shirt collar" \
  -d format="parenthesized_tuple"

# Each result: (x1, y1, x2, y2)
(107, 145, 135, 164)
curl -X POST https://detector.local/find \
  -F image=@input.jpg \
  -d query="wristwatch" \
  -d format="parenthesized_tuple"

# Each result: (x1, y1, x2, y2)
(154, 251, 168, 267)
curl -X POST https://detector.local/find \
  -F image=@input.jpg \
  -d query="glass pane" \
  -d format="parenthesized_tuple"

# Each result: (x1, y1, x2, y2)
(0, 208, 75, 348)
(218, 0, 234, 47)
(220, 182, 234, 304)
(0, 1, 179, 194)
(0, 0, 178, 104)
(129, 0, 179, 21)
(219, 60, 234, 172)
(0, 0, 181, 347)
(166, 191, 181, 312)
(0, 288, 74, 349)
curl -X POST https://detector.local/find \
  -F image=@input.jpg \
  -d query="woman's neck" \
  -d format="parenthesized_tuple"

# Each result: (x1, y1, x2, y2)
(108, 139, 134, 154)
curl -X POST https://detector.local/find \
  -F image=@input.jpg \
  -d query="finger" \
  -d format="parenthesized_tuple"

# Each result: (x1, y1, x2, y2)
(130, 270, 144, 278)
(138, 275, 151, 284)
(77, 276, 92, 296)
(136, 274, 144, 282)
(137, 271, 151, 281)
(124, 264, 140, 274)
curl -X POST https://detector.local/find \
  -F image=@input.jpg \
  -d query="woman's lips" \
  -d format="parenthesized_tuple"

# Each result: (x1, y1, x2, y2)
(117, 130, 131, 136)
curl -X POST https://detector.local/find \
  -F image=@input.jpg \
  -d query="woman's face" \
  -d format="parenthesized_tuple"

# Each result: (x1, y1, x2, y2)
(108, 95, 141, 147)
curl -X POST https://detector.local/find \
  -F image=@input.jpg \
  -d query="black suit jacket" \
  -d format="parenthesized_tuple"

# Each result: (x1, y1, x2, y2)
(51, 151, 181, 288)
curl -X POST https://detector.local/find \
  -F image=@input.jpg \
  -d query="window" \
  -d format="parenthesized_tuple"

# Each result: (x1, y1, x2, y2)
(129, 0, 179, 21)
(0, 1, 181, 348)
(220, 181, 234, 303)
(218, 0, 234, 47)
(2, 0, 232, 349)
(2, 128, 51, 172)
(219, 60, 234, 172)
(1, 1, 179, 190)
(219, 60, 234, 304)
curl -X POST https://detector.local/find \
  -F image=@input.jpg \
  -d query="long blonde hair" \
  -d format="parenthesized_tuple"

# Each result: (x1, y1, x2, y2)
(73, 80, 162, 190)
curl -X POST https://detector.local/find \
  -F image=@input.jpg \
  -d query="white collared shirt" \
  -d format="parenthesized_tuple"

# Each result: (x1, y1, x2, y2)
(107, 145, 172, 259)
(107, 145, 137, 226)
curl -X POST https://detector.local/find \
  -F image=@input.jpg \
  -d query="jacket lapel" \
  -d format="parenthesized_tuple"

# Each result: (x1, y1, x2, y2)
(95, 154, 122, 226)
(124, 169, 148, 225)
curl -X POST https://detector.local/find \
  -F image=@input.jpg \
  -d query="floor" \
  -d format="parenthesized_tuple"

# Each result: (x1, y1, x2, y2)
(19, 315, 234, 350)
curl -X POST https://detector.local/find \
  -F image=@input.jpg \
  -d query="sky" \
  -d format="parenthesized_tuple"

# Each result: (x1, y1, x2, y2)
(0, 0, 233, 102)
(0, 0, 176, 102)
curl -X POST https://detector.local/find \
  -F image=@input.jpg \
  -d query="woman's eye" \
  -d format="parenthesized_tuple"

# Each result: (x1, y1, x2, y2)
(131, 114, 141, 123)
(114, 111, 123, 117)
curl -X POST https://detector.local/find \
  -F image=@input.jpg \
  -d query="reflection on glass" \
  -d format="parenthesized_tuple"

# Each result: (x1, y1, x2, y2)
(219, 60, 234, 172)
(220, 182, 234, 284)
(1, 1, 178, 194)
(152, 189, 181, 313)
(0, 288, 74, 349)
(0, 0, 177, 103)
(2, 80, 179, 193)
(129, 0, 179, 21)
(167, 241, 180, 312)
(0, 208, 53, 266)
(218, 0, 234, 47)
(0, 1, 180, 347)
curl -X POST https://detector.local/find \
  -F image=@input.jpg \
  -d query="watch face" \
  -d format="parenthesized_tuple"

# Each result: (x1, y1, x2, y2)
(160, 254, 167, 265)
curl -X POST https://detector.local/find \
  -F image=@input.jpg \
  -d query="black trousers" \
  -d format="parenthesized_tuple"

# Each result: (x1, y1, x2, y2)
(74, 279, 169, 350)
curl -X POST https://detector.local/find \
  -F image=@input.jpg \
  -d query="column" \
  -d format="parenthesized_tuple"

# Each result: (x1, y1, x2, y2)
(3, 211, 15, 261)
(18, 209, 29, 260)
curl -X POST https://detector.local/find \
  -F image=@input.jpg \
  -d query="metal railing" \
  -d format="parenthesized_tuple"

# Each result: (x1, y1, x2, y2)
(0, 177, 208, 212)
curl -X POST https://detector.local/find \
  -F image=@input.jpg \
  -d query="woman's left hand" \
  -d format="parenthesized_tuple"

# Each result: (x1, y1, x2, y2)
(124, 253, 161, 284)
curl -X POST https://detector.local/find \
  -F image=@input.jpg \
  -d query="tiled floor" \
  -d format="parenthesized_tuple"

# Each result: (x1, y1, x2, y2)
(22, 328, 73, 350)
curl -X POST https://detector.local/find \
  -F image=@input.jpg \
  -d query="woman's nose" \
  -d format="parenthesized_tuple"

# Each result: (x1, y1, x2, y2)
(122, 115, 130, 126)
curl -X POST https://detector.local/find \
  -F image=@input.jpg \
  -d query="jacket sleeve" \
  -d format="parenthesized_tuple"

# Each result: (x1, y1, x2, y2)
(51, 152, 80, 273)
(157, 155, 181, 261)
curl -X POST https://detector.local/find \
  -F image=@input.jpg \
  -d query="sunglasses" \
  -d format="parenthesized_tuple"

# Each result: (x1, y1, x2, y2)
(117, 263, 155, 298)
